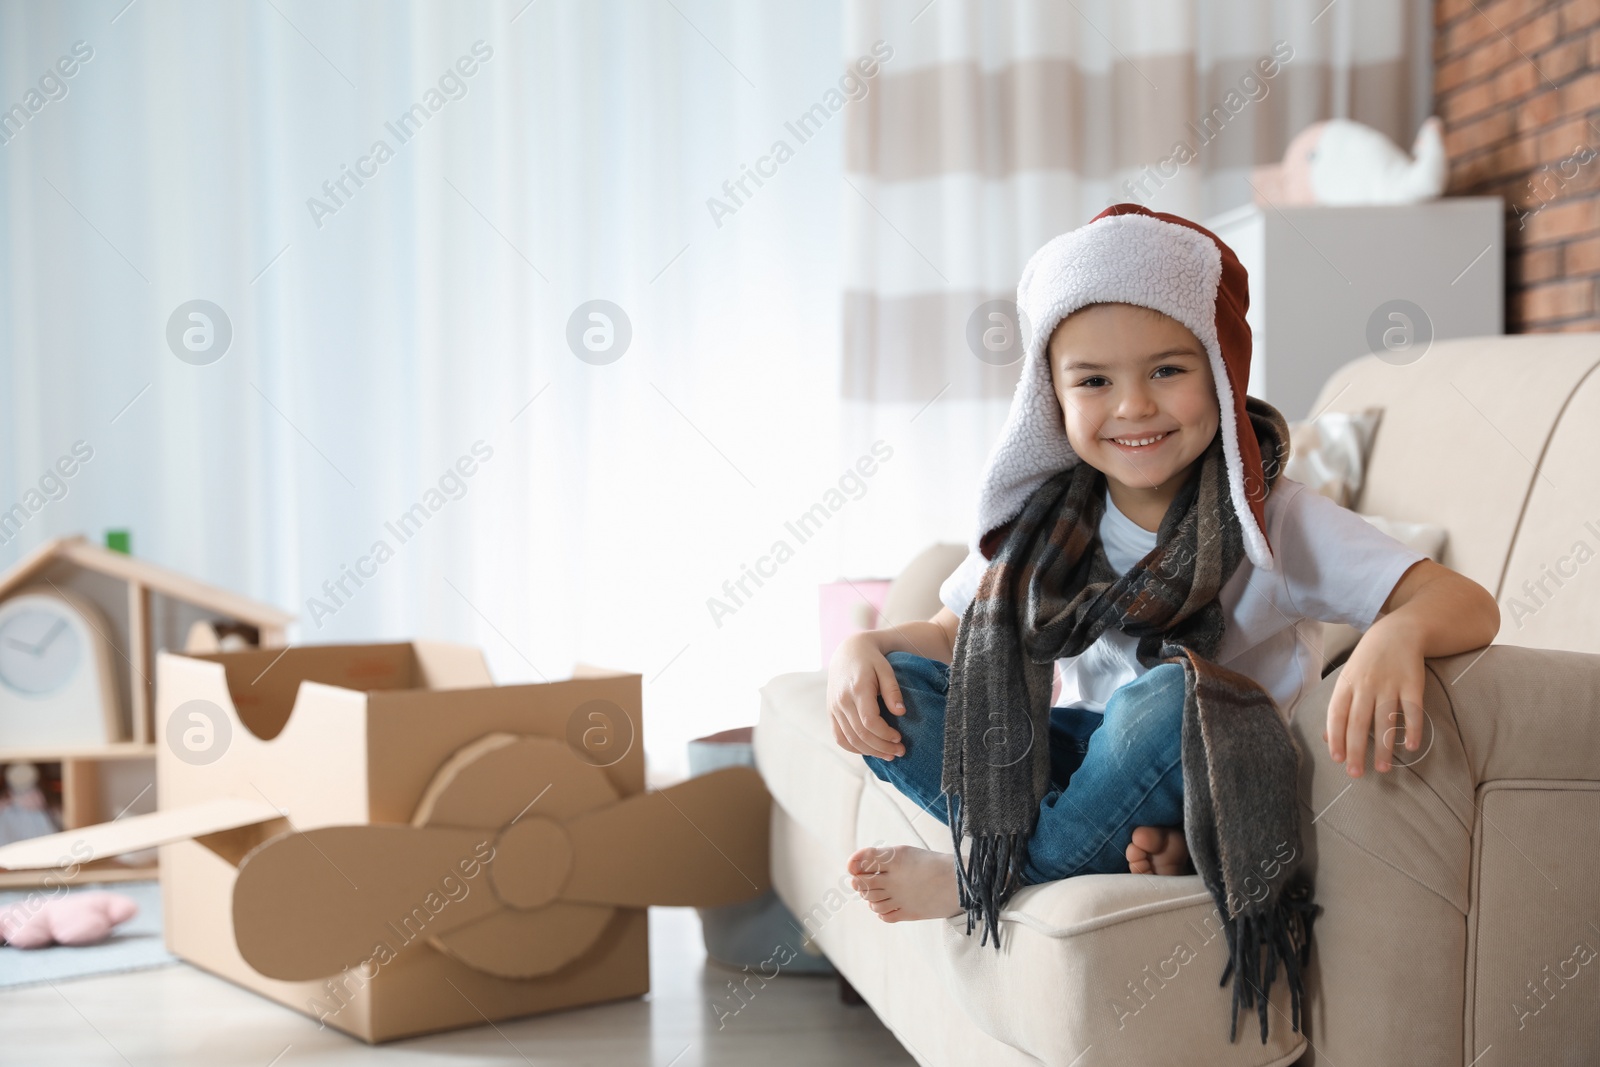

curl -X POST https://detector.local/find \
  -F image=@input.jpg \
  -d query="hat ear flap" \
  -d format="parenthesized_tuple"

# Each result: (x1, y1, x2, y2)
(1015, 238, 1053, 326)
(978, 521, 1012, 561)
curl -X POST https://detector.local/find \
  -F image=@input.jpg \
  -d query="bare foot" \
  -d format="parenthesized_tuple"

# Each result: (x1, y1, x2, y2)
(846, 844, 964, 922)
(1126, 825, 1194, 876)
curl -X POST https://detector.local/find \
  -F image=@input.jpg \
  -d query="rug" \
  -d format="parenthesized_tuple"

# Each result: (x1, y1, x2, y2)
(0, 879, 177, 989)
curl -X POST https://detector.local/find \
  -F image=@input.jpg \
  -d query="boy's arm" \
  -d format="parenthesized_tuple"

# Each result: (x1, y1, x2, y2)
(855, 607, 961, 665)
(1327, 559, 1499, 777)
(1369, 558, 1500, 656)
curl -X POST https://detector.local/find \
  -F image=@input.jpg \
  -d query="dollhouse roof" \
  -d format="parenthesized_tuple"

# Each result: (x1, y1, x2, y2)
(0, 535, 294, 627)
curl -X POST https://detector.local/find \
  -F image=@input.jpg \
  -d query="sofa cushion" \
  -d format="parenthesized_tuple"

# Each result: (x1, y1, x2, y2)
(1285, 406, 1383, 508)
(755, 669, 868, 855)
(757, 665, 1311, 1064)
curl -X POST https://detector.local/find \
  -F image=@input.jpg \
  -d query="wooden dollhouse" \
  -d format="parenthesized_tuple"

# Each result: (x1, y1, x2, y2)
(0, 534, 293, 887)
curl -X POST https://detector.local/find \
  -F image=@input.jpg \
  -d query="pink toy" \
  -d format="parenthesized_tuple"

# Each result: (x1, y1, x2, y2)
(0, 891, 138, 949)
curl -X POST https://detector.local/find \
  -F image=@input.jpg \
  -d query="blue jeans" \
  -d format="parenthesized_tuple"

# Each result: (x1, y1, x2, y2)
(862, 651, 1186, 886)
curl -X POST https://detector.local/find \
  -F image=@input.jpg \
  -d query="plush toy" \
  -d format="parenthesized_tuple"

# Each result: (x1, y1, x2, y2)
(0, 891, 138, 949)
(1252, 116, 1447, 205)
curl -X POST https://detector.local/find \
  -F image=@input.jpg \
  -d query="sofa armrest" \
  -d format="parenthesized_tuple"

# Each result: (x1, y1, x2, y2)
(1277, 646, 1600, 1064)
(1300, 644, 1600, 789)
(1292, 645, 1600, 909)
(1292, 651, 1475, 916)
(1424, 645, 1600, 785)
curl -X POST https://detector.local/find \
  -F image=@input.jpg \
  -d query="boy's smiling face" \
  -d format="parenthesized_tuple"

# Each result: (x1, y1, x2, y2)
(1047, 301, 1219, 531)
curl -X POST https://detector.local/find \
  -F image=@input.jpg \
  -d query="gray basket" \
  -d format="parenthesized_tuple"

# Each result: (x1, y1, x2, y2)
(686, 727, 835, 975)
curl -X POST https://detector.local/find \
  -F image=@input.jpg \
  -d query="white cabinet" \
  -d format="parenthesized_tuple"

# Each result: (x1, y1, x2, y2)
(1204, 197, 1504, 420)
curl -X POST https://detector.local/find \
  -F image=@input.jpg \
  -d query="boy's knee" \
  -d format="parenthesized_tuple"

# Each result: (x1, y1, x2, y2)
(1148, 662, 1186, 703)
(1146, 666, 1189, 764)
(1108, 663, 1186, 740)
(1147, 661, 1185, 683)
(884, 651, 947, 692)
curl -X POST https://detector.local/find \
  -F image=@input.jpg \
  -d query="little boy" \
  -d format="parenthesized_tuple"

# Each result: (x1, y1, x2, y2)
(825, 203, 1499, 1043)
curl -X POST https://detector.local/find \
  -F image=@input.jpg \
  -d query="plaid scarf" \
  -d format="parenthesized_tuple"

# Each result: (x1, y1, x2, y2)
(942, 396, 1321, 1045)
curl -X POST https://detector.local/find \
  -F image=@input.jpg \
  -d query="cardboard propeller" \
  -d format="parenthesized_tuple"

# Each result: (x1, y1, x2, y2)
(232, 732, 771, 982)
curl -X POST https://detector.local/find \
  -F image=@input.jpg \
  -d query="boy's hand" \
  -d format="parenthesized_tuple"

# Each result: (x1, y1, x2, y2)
(1323, 617, 1427, 777)
(827, 634, 907, 761)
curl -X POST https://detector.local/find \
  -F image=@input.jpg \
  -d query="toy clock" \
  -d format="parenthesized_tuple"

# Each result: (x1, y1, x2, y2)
(0, 586, 122, 747)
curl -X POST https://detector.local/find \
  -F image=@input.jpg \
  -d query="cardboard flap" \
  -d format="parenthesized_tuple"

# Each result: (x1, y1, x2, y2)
(569, 661, 642, 679)
(0, 797, 282, 871)
(564, 766, 772, 908)
(232, 824, 503, 981)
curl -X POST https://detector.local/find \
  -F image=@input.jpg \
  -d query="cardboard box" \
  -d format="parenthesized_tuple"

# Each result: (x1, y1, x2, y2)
(0, 641, 772, 1043)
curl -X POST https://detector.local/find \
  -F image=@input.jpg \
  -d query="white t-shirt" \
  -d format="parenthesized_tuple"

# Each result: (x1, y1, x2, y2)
(937, 475, 1429, 724)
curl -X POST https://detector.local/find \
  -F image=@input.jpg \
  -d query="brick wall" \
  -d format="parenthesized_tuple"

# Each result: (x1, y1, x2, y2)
(1437, 0, 1600, 332)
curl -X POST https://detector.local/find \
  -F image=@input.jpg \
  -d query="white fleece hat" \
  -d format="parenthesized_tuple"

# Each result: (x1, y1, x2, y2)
(971, 202, 1278, 572)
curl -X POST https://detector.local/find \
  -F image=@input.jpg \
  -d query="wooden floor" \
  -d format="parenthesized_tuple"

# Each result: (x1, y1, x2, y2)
(4, 905, 917, 1066)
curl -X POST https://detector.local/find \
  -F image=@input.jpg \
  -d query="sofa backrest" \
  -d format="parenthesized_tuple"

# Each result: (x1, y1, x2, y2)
(1307, 333, 1600, 654)
(881, 542, 968, 629)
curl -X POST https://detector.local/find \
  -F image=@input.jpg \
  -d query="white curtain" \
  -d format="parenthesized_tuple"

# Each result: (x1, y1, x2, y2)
(0, 0, 852, 783)
(835, 0, 1436, 574)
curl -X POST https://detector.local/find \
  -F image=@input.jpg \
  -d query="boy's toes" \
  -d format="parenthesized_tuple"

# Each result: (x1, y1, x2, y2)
(847, 845, 890, 877)
(1126, 825, 1190, 876)
(1129, 825, 1164, 854)
(1126, 841, 1153, 874)
(1126, 826, 1194, 876)
(850, 872, 887, 895)
(1126, 826, 1161, 873)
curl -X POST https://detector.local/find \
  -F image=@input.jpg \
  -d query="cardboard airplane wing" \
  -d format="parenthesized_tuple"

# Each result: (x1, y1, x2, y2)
(0, 796, 284, 871)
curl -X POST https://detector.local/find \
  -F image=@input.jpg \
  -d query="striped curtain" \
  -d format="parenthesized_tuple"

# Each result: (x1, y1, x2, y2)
(835, 0, 1434, 572)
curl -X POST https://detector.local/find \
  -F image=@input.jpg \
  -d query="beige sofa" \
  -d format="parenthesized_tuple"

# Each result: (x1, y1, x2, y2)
(754, 334, 1600, 1066)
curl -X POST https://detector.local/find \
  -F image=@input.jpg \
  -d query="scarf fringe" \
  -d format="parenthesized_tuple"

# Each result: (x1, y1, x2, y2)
(1217, 878, 1322, 1044)
(946, 796, 1026, 950)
